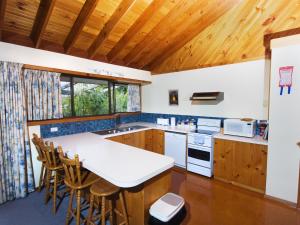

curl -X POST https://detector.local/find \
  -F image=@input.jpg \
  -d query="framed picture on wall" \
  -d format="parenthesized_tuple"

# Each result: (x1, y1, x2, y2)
(169, 90, 178, 105)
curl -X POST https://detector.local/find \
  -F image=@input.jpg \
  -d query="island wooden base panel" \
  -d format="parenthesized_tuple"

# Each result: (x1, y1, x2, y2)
(115, 170, 171, 225)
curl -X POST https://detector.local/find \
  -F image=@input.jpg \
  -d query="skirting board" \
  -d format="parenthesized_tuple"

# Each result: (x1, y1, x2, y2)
(264, 194, 297, 209)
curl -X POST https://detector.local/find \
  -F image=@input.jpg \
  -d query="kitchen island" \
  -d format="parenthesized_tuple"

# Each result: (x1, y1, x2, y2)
(47, 132, 174, 225)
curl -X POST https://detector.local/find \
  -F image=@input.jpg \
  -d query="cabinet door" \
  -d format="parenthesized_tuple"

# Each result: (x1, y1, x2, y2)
(232, 141, 253, 186)
(145, 129, 153, 151)
(108, 135, 124, 143)
(213, 139, 234, 181)
(232, 141, 267, 192)
(132, 131, 145, 149)
(123, 133, 134, 146)
(153, 130, 165, 154)
(250, 144, 267, 191)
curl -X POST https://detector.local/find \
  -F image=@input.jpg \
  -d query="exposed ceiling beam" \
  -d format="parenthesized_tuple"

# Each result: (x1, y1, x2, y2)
(122, 0, 190, 66)
(30, 0, 56, 48)
(88, 0, 136, 59)
(106, 0, 166, 63)
(0, 0, 7, 40)
(64, 0, 100, 54)
(145, 0, 241, 71)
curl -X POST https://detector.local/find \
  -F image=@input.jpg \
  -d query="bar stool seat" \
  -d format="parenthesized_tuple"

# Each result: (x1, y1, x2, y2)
(87, 180, 129, 225)
(65, 172, 100, 190)
(90, 180, 120, 197)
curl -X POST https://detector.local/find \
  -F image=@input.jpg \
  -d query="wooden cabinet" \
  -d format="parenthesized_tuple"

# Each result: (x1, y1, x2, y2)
(107, 129, 165, 155)
(214, 138, 268, 193)
(108, 135, 124, 143)
(132, 131, 146, 149)
(214, 139, 234, 181)
(145, 129, 153, 151)
(152, 129, 165, 155)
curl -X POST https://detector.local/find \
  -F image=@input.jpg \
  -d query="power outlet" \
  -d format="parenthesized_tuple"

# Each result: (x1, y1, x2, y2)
(50, 127, 58, 132)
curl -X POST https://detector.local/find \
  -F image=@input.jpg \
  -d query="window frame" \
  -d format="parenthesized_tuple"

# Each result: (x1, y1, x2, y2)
(60, 74, 141, 118)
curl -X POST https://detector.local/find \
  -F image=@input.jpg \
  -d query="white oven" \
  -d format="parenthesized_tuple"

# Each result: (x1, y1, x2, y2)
(187, 119, 221, 177)
(187, 144, 211, 168)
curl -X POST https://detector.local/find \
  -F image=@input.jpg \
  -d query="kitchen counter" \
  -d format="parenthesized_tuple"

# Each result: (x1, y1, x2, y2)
(101, 122, 191, 139)
(46, 132, 174, 188)
(47, 131, 174, 225)
(214, 132, 268, 146)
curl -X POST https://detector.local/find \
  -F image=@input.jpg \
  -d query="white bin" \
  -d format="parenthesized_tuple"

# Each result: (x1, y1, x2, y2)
(149, 193, 185, 223)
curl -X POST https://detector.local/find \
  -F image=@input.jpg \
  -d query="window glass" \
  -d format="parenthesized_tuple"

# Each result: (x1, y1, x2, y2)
(73, 77, 109, 116)
(61, 76, 72, 117)
(115, 84, 128, 112)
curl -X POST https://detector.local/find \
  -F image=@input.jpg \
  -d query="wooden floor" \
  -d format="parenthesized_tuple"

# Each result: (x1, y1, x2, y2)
(171, 168, 300, 225)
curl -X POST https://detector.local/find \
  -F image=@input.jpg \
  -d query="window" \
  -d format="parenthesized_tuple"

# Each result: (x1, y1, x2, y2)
(114, 84, 128, 112)
(114, 84, 141, 113)
(61, 76, 72, 117)
(60, 75, 140, 118)
(73, 77, 109, 116)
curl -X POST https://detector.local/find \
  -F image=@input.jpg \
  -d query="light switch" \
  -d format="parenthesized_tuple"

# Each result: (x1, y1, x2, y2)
(50, 127, 58, 132)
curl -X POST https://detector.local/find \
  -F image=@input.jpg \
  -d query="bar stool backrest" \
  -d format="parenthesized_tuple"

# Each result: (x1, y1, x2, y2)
(58, 146, 83, 188)
(39, 140, 60, 169)
(32, 133, 45, 162)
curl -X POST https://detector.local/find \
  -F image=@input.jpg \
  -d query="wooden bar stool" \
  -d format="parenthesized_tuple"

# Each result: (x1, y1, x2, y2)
(31, 134, 47, 192)
(39, 140, 66, 214)
(87, 180, 129, 225)
(58, 147, 100, 225)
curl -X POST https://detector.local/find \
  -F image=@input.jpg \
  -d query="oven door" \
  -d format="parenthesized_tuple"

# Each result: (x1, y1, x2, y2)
(187, 144, 211, 168)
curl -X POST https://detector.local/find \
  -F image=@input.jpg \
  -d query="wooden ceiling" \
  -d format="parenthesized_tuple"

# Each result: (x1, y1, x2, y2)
(1, 0, 300, 74)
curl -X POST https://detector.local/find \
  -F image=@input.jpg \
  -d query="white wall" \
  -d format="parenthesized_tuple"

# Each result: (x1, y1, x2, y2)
(0, 42, 151, 81)
(143, 60, 268, 119)
(266, 35, 300, 203)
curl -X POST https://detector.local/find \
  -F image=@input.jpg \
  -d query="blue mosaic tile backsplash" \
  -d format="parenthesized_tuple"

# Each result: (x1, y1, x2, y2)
(41, 112, 260, 138)
(140, 112, 226, 127)
(119, 113, 141, 124)
(40, 114, 142, 138)
(41, 119, 116, 138)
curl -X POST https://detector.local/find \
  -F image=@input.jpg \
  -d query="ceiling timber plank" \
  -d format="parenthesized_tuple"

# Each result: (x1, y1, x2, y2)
(106, 0, 166, 63)
(151, 0, 300, 74)
(144, 0, 241, 70)
(122, 0, 193, 66)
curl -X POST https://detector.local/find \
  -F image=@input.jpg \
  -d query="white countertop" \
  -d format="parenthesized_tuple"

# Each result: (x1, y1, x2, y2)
(100, 122, 268, 146)
(46, 132, 174, 188)
(213, 132, 268, 146)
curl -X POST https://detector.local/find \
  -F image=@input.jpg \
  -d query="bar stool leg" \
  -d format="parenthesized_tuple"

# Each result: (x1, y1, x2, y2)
(101, 196, 106, 225)
(38, 164, 45, 192)
(119, 192, 129, 225)
(87, 194, 95, 225)
(65, 189, 74, 225)
(76, 190, 81, 225)
(53, 172, 58, 214)
(108, 200, 113, 225)
(44, 170, 52, 204)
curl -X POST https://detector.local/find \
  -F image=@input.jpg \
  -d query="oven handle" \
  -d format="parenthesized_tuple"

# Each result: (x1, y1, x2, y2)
(188, 144, 211, 152)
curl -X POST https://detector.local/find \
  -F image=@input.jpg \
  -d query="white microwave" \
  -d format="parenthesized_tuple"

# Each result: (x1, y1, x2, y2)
(223, 119, 256, 138)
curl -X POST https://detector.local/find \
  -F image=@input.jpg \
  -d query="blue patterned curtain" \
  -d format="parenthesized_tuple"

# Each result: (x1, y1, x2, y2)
(127, 85, 141, 112)
(24, 69, 62, 120)
(0, 61, 34, 204)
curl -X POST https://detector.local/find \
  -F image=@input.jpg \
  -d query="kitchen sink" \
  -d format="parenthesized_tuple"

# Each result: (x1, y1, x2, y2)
(93, 125, 148, 136)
